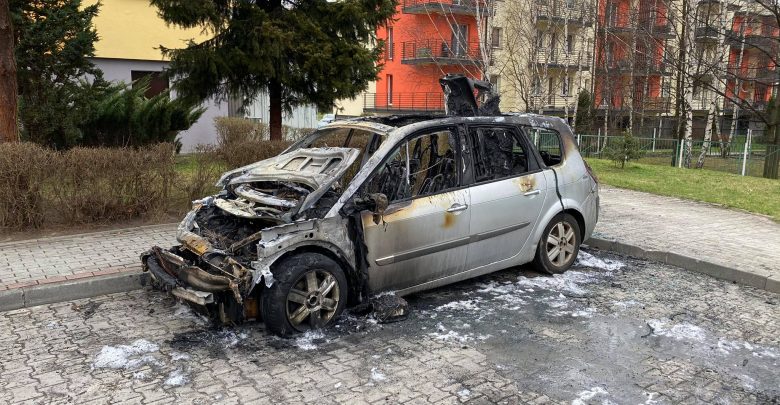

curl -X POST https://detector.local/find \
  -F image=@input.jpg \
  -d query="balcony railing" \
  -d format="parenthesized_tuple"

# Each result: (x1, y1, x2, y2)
(596, 58, 667, 74)
(528, 94, 577, 110)
(402, 0, 489, 16)
(596, 97, 672, 111)
(535, 0, 594, 26)
(363, 92, 445, 112)
(725, 27, 779, 48)
(695, 25, 720, 41)
(401, 39, 482, 65)
(534, 48, 592, 69)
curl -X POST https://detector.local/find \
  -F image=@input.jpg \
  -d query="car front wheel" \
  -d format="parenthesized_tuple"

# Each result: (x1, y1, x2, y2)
(262, 252, 348, 337)
(533, 213, 581, 275)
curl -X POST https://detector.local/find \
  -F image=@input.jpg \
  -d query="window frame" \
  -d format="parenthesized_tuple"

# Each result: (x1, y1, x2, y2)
(356, 125, 465, 205)
(524, 126, 566, 167)
(462, 124, 544, 188)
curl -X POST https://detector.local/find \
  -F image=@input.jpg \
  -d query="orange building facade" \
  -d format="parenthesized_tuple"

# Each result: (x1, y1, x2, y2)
(593, 0, 673, 118)
(367, 1, 486, 113)
(724, 12, 779, 112)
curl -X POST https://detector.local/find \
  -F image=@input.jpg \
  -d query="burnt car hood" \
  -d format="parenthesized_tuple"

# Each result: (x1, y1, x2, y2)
(214, 147, 360, 217)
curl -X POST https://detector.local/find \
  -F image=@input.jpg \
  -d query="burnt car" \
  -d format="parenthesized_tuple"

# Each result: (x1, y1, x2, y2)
(142, 76, 599, 336)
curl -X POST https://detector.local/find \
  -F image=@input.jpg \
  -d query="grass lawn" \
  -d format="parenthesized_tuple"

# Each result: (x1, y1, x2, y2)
(585, 158, 780, 221)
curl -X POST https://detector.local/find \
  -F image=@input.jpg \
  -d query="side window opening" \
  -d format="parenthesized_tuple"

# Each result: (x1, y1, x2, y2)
(365, 128, 459, 202)
(529, 127, 564, 166)
(468, 126, 530, 183)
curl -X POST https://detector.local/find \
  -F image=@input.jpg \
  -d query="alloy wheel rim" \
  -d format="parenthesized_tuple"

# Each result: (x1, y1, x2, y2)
(546, 221, 576, 267)
(286, 269, 340, 331)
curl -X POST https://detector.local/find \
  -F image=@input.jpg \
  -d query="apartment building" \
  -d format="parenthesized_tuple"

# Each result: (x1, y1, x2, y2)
(593, 0, 675, 132)
(365, 0, 489, 114)
(495, 0, 595, 118)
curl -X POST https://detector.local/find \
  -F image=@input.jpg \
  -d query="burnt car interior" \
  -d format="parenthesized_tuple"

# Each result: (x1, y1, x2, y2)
(364, 129, 459, 202)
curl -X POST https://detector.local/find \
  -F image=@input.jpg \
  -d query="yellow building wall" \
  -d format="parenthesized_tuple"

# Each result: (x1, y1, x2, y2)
(88, 0, 210, 61)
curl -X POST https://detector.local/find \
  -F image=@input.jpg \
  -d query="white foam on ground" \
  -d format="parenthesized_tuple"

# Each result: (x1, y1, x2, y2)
(457, 388, 471, 398)
(647, 319, 706, 342)
(295, 330, 325, 351)
(370, 367, 386, 382)
(575, 251, 625, 271)
(572, 386, 609, 405)
(164, 368, 189, 386)
(435, 298, 483, 312)
(516, 271, 597, 296)
(93, 339, 160, 370)
(170, 351, 191, 362)
(611, 300, 640, 310)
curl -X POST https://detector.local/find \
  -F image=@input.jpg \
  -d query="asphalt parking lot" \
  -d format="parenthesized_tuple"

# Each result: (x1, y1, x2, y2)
(1, 249, 778, 404)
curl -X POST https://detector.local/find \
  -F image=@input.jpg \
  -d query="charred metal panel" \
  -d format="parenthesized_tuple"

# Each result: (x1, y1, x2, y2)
(362, 189, 471, 292)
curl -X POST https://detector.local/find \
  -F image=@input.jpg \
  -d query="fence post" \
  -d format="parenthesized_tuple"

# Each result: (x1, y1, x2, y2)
(652, 128, 657, 152)
(741, 128, 752, 176)
(596, 128, 601, 154)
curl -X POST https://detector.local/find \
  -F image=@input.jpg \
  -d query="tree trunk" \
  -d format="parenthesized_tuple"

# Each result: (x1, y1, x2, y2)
(0, 0, 19, 143)
(764, 87, 780, 179)
(268, 79, 283, 141)
(696, 100, 716, 168)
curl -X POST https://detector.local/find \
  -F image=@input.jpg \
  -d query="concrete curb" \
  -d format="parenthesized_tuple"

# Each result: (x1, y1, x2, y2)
(0, 271, 149, 312)
(586, 237, 778, 294)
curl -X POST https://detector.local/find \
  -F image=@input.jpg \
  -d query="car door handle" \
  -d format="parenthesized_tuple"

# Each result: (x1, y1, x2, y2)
(524, 189, 541, 196)
(446, 203, 469, 213)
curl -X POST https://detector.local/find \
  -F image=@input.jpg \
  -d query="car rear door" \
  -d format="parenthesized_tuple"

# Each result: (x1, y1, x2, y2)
(360, 126, 471, 292)
(463, 124, 549, 271)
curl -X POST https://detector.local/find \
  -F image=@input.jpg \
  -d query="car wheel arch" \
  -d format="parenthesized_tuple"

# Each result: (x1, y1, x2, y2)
(563, 208, 586, 241)
(261, 242, 361, 305)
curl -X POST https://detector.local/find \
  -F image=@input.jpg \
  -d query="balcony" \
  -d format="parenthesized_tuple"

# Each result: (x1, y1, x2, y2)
(363, 93, 445, 113)
(695, 25, 720, 42)
(534, 48, 591, 70)
(535, 0, 593, 27)
(401, 0, 488, 16)
(528, 94, 577, 111)
(725, 27, 779, 49)
(595, 58, 667, 75)
(401, 40, 482, 65)
(690, 94, 717, 110)
(596, 97, 671, 112)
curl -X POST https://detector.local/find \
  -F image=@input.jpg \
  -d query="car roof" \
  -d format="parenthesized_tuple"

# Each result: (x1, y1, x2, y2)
(336, 113, 570, 133)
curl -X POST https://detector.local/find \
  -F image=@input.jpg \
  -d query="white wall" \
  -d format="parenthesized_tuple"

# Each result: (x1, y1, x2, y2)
(91, 58, 229, 152)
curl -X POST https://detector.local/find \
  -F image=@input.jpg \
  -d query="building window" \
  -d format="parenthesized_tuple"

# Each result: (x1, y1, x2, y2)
(131, 71, 168, 98)
(387, 74, 393, 105)
(387, 27, 394, 60)
(562, 76, 571, 96)
(452, 24, 469, 56)
(532, 76, 542, 94)
(566, 35, 575, 54)
(489, 75, 501, 93)
(491, 27, 502, 49)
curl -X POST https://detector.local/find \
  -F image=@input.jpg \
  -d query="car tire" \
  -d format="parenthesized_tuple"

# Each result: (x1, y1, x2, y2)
(532, 213, 581, 275)
(262, 252, 348, 337)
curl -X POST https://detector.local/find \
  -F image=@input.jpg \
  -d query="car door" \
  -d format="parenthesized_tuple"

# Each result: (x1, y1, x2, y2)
(359, 126, 471, 292)
(464, 124, 549, 271)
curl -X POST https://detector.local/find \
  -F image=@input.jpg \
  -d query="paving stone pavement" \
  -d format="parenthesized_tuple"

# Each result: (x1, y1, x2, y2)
(0, 186, 777, 294)
(0, 250, 778, 404)
(594, 186, 780, 283)
(0, 224, 177, 290)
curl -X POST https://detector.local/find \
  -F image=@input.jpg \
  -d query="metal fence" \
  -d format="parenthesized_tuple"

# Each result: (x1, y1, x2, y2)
(575, 132, 779, 178)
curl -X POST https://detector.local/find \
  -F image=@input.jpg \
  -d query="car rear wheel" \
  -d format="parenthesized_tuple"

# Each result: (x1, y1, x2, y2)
(262, 253, 347, 337)
(533, 213, 581, 275)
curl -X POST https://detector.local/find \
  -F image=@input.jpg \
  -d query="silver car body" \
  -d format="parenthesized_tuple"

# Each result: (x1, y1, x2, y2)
(147, 113, 598, 317)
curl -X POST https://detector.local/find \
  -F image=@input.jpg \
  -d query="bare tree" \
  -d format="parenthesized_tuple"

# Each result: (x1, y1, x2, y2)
(0, 0, 18, 142)
(499, 0, 593, 120)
